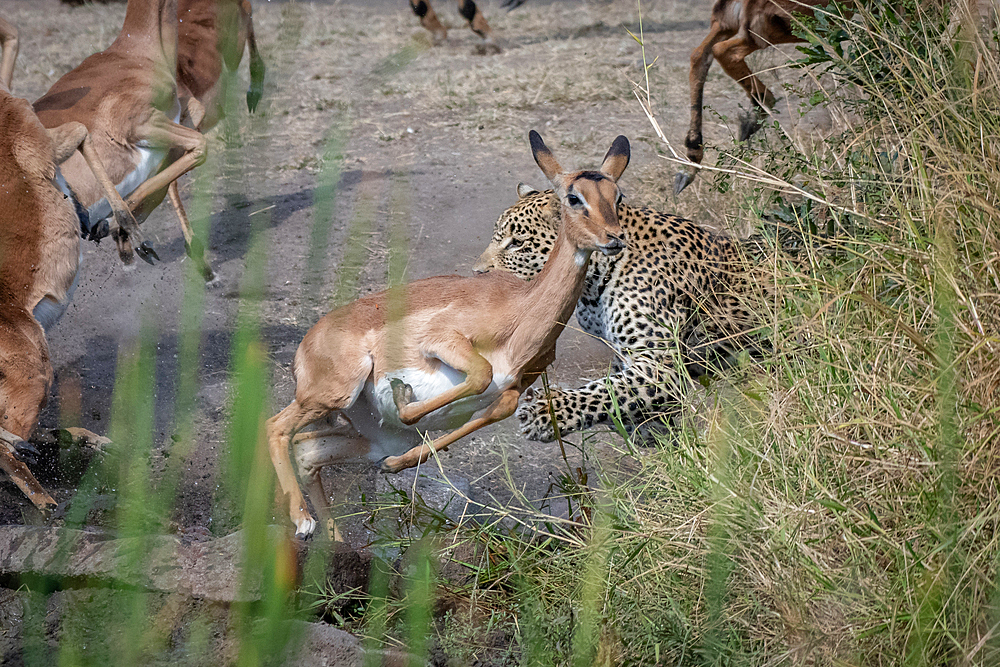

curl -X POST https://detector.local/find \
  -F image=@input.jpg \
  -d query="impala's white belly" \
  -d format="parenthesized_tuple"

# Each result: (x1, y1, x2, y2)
(341, 364, 516, 462)
(87, 145, 167, 222)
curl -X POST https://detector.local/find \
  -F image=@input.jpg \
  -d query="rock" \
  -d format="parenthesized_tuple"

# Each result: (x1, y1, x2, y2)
(286, 621, 424, 667)
(376, 467, 474, 524)
(0, 525, 303, 602)
(285, 621, 364, 667)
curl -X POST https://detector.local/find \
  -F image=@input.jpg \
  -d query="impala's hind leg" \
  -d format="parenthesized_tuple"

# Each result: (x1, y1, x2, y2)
(267, 401, 332, 538)
(293, 421, 370, 542)
(269, 350, 371, 538)
(711, 35, 773, 142)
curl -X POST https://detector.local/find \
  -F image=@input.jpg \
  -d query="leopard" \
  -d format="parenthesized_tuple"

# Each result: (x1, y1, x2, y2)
(474, 184, 764, 442)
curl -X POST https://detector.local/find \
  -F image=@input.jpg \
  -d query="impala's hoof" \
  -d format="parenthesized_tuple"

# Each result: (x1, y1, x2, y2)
(246, 86, 263, 114)
(738, 110, 764, 142)
(183, 238, 217, 282)
(390, 378, 415, 409)
(136, 242, 160, 265)
(377, 455, 402, 474)
(293, 515, 317, 540)
(674, 172, 695, 195)
(13, 441, 39, 466)
(84, 217, 110, 242)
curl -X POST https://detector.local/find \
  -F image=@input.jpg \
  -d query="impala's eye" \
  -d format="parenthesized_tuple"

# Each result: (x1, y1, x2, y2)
(567, 193, 582, 207)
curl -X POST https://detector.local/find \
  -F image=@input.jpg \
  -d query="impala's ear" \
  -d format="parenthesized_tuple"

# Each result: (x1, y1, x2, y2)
(516, 182, 539, 199)
(529, 130, 562, 183)
(600, 135, 630, 182)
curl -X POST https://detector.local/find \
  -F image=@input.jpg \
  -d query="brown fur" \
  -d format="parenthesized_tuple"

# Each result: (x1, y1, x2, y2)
(176, 0, 264, 131)
(268, 132, 629, 537)
(33, 0, 207, 264)
(676, 0, 848, 193)
(0, 16, 144, 511)
(167, 0, 266, 281)
(0, 65, 77, 510)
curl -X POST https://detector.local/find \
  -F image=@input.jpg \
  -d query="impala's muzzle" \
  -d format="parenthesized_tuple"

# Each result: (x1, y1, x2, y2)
(598, 235, 625, 256)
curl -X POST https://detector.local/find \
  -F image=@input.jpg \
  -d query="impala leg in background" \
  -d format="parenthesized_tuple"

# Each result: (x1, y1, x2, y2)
(242, 0, 266, 112)
(293, 426, 370, 542)
(457, 0, 499, 52)
(676, 21, 733, 195)
(410, 0, 448, 43)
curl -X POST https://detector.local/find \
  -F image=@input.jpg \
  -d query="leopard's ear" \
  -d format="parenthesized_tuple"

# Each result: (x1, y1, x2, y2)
(516, 183, 539, 199)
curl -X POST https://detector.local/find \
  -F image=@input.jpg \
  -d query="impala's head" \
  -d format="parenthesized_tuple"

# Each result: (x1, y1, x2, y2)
(529, 130, 628, 257)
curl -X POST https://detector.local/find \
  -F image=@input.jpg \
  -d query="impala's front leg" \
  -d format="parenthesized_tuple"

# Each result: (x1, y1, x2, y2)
(393, 335, 494, 426)
(0, 431, 55, 512)
(382, 389, 520, 473)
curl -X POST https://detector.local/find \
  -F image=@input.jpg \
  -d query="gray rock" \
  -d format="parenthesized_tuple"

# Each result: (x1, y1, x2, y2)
(0, 525, 275, 602)
(287, 621, 424, 667)
(376, 466, 475, 524)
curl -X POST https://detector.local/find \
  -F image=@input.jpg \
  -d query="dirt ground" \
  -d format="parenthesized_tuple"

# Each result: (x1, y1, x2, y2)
(0, 0, 818, 544)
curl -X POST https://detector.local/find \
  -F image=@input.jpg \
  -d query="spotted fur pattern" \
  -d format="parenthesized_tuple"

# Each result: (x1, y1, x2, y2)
(477, 186, 763, 441)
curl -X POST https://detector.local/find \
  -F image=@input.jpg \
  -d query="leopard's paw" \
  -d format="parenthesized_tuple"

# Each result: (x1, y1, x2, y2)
(516, 399, 557, 442)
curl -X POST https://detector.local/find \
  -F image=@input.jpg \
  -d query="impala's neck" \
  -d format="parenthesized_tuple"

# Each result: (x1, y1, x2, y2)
(113, 0, 178, 70)
(511, 221, 593, 353)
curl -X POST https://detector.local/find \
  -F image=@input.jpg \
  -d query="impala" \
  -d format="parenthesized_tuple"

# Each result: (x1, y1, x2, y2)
(269, 131, 630, 538)
(33, 0, 208, 268)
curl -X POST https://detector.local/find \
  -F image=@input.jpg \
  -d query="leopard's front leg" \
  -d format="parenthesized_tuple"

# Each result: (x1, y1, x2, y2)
(516, 358, 687, 441)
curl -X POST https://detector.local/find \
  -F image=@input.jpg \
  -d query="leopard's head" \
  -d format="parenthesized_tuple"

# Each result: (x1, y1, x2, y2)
(474, 184, 560, 280)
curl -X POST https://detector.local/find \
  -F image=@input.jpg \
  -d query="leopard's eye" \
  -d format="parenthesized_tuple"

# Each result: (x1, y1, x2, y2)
(509, 238, 524, 249)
